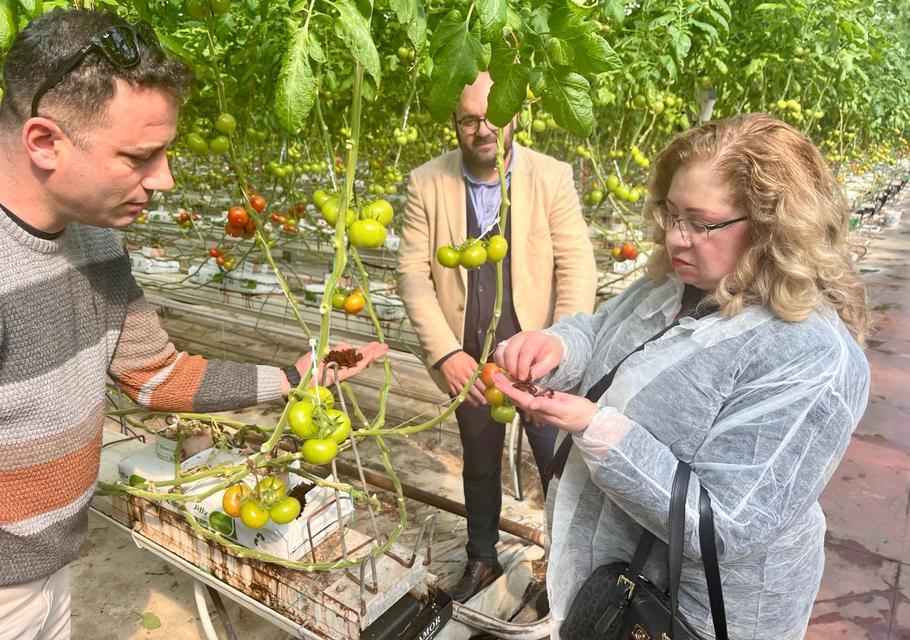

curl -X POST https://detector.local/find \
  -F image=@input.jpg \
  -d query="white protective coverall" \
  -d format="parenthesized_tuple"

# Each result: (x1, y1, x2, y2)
(540, 274, 870, 639)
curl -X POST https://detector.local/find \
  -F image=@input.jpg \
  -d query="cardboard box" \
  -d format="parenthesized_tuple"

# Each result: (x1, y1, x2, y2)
(118, 445, 352, 560)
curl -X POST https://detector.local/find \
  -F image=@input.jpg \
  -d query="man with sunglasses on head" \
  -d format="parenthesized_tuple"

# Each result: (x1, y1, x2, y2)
(396, 71, 596, 603)
(0, 10, 385, 639)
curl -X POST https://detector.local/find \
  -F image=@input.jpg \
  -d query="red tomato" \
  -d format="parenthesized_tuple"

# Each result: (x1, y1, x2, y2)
(481, 363, 501, 387)
(250, 195, 267, 212)
(227, 206, 250, 227)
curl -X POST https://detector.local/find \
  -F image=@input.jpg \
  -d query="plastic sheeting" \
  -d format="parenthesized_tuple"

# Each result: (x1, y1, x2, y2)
(539, 274, 870, 640)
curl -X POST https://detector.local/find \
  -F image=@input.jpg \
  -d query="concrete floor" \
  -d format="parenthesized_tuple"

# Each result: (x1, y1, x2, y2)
(70, 192, 910, 639)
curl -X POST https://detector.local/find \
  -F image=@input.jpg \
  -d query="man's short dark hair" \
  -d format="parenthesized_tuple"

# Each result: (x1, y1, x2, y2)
(0, 9, 192, 135)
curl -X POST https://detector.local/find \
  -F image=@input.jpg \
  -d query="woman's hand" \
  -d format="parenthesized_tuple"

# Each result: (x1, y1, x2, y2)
(284, 342, 389, 396)
(492, 372, 597, 433)
(494, 331, 564, 382)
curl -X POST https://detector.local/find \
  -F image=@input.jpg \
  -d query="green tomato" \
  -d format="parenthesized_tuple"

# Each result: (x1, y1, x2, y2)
(208, 511, 235, 537)
(606, 175, 620, 192)
(485, 235, 508, 263)
(459, 242, 487, 269)
(348, 218, 387, 249)
(186, 0, 208, 20)
(491, 403, 516, 423)
(313, 189, 331, 208)
(305, 385, 334, 409)
(324, 409, 352, 444)
(209, 0, 230, 15)
(531, 119, 547, 133)
(301, 438, 338, 465)
(214, 113, 237, 135)
(255, 476, 286, 505)
(331, 290, 348, 310)
(365, 199, 394, 225)
(436, 246, 461, 269)
(240, 501, 269, 529)
(287, 400, 317, 438)
(186, 133, 208, 154)
(128, 474, 147, 487)
(209, 135, 230, 154)
(269, 497, 302, 525)
(321, 197, 355, 227)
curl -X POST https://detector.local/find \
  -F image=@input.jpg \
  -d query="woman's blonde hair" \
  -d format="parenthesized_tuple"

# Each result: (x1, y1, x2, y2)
(644, 113, 870, 343)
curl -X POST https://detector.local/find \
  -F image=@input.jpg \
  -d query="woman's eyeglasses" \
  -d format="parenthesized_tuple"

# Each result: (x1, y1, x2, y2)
(652, 200, 748, 246)
(31, 21, 162, 118)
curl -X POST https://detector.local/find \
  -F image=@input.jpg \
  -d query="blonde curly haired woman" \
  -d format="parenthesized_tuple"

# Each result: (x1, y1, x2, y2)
(493, 113, 871, 639)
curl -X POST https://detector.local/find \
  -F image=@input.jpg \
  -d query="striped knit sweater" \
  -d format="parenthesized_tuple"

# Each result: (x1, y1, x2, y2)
(0, 211, 284, 586)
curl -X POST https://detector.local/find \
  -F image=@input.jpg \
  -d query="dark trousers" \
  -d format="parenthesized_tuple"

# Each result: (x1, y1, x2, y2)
(455, 402, 558, 564)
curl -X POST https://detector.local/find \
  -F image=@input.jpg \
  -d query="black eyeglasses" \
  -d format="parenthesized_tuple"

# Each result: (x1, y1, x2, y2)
(455, 115, 499, 135)
(652, 200, 748, 246)
(31, 21, 162, 118)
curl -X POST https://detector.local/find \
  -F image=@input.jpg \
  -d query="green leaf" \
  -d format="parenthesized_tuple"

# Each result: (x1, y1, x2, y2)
(389, 0, 414, 24)
(744, 57, 765, 77)
(407, 1, 428, 55)
(426, 10, 484, 121)
(603, 0, 625, 24)
(713, 0, 732, 20)
(487, 45, 529, 127)
(754, 3, 786, 11)
(0, 0, 17, 52)
(307, 33, 326, 64)
(18, 0, 39, 17)
(650, 13, 674, 29)
(275, 21, 317, 133)
(476, 0, 506, 31)
(692, 20, 719, 42)
(333, 0, 381, 83)
(674, 32, 691, 62)
(137, 612, 161, 631)
(572, 33, 620, 75)
(545, 37, 573, 67)
(540, 68, 593, 136)
(714, 58, 728, 76)
(659, 54, 677, 78)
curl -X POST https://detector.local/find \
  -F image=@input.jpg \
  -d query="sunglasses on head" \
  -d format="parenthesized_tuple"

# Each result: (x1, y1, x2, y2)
(31, 21, 162, 118)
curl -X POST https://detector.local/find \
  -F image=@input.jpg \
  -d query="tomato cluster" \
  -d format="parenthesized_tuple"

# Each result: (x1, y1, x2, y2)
(435, 235, 508, 270)
(480, 363, 517, 424)
(269, 202, 306, 234)
(174, 210, 200, 229)
(208, 246, 236, 270)
(314, 189, 394, 250)
(286, 385, 351, 465)
(331, 287, 366, 315)
(219, 476, 302, 530)
(611, 241, 639, 262)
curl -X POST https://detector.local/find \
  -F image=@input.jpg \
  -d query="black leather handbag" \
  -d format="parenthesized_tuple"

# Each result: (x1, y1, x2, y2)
(559, 462, 728, 640)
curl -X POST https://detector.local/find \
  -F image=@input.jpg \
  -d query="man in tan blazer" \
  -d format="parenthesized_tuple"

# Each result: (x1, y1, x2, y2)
(396, 72, 596, 602)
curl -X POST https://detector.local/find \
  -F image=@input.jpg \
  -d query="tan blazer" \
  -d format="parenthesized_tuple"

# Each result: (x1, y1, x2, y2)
(396, 143, 597, 392)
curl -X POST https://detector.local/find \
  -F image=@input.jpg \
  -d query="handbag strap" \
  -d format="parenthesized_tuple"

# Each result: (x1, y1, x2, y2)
(668, 462, 728, 640)
(668, 462, 691, 637)
(549, 320, 680, 479)
(699, 485, 728, 640)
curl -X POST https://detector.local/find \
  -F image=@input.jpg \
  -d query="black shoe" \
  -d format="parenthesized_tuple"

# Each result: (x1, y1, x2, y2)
(451, 560, 504, 604)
